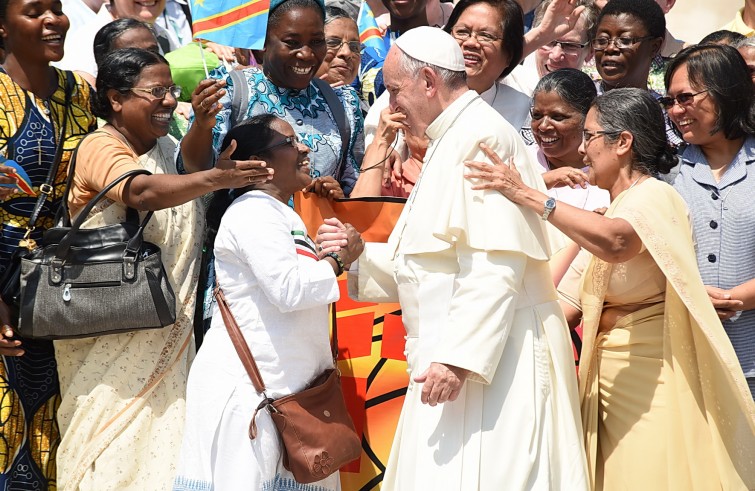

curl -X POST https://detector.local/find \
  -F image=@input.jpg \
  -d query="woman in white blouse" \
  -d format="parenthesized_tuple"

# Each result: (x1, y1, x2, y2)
(174, 114, 364, 491)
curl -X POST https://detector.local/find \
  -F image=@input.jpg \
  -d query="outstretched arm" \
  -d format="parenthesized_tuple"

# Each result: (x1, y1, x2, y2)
(465, 143, 642, 264)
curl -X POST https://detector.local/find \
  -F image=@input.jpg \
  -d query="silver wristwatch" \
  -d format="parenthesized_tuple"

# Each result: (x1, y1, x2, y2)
(542, 197, 556, 221)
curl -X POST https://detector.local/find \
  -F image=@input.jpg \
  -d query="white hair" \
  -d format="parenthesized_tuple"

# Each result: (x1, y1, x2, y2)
(397, 49, 467, 89)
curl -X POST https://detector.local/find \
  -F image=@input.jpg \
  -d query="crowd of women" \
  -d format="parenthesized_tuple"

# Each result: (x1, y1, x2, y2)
(0, 0, 753, 488)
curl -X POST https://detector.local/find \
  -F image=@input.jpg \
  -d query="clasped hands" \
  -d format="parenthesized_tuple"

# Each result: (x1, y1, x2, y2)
(315, 217, 364, 267)
(706, 286, 744, 321)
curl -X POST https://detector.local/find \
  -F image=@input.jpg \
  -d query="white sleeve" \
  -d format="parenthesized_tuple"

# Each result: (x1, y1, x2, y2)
(432, 245, 527, 384)
(224, 206, 340, 313)
(347, 242, 399, 303)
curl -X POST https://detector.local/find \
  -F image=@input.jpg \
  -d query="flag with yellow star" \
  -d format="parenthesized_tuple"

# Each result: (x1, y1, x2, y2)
(191, 0, 270, 49)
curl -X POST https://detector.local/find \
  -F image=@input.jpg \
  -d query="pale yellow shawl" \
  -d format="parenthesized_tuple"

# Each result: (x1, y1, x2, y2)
(54, 136, 204, 491)
(578, 178, 755, 490)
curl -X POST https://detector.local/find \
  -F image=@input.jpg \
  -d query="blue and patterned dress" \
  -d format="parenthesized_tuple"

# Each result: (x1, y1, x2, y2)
(0, 68, 95, 490)
(182, 66, 364, 196)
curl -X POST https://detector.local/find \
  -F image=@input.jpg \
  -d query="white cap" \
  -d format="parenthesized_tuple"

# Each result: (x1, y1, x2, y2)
(393, 26, 465, 72)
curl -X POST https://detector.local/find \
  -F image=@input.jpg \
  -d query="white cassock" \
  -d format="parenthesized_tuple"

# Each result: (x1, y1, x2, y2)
(349, 90, 589, 490)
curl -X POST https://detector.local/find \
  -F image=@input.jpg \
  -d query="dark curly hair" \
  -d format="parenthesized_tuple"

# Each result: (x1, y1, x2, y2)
(597, 0, 665, 40)
(533, 68, 597, 117)
(269, 0, 325, 29)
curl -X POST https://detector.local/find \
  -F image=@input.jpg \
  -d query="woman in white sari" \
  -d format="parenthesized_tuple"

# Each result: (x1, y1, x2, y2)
(56, 48, 270, 490)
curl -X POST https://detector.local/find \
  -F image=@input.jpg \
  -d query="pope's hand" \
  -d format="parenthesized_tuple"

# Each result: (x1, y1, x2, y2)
(315, 217, 347, 255)
(413, 362, 469, 406)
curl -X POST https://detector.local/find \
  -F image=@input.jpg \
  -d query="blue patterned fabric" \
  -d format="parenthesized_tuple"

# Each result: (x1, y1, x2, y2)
(262, 474, 337, 491)
(173, 476, 213, 491)
(181, 66, 364, 197)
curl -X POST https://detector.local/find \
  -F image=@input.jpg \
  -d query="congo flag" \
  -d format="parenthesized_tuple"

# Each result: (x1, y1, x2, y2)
(357, 2, 388, 64)
(191, 0, 270, 50)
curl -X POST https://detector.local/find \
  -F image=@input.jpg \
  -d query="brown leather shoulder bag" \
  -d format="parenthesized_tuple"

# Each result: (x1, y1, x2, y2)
(214, 285, 361, 484)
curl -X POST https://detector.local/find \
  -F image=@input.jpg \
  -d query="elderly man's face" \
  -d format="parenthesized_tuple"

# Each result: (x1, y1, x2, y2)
(383, 48, 428, 135)
(535, 15, 592, 78)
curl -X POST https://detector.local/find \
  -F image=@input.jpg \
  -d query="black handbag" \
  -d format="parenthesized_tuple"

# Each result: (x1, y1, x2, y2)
(16, 168, 177, 339)
(0, 72, 75, 321)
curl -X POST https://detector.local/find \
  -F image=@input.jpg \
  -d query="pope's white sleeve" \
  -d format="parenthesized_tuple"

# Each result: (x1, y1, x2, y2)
(347, 242, 399, 303)
(432, 244, 526, 384)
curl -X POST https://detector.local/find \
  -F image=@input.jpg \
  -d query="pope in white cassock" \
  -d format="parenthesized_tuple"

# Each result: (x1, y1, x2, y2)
(338, 27, 589, 490)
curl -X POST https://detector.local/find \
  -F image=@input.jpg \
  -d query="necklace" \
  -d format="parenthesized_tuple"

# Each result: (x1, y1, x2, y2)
(609, 174, 646, 209)
(712, 185, 735, 211)
(628, 174, 645, 190)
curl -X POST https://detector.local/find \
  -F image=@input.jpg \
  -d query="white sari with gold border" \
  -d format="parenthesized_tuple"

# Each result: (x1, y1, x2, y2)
(54, 136, 203, 491)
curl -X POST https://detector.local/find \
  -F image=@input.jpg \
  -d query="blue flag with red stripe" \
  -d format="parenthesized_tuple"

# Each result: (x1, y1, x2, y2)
(357, 2, 388, 66)
(191, 0, 270, 50)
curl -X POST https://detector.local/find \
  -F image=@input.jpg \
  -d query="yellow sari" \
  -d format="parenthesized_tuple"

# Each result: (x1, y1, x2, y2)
(563, 178, 755, 490)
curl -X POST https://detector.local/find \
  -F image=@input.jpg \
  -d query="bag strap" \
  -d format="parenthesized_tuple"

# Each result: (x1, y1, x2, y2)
(25, 70, 75, 238)
(214, 283, 340, 438)
(229, 70, 249, 128)
(55, 134, 142, 228)
(54, 142, 79, 228)
(54, 169, 153, 260)
(214, 286, 267, 393)
(312, 78, 351, 183)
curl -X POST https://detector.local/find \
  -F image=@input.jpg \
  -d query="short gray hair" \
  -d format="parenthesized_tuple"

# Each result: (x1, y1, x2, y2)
(734, 36, 755, 50)
(592, 88, 677, 175)
(397, 49, 467, 90)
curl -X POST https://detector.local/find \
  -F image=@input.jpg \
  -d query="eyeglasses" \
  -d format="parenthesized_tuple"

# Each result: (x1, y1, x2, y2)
(325, 38, 360, 53)
(657, 90, 708, 110)
(258, 135, 300, 153)
(541, 39, 588, 56)
(591, 36, 655, 51)
(450, 27, 502, 45)
(129, 85, 182, 100)
(582, 128, 620, 144)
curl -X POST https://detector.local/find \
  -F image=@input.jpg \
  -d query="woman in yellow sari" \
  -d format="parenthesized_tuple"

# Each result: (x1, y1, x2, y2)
(465, 87, 755, 490)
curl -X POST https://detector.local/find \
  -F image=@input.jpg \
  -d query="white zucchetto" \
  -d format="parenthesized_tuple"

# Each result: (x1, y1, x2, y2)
(393, 26, 465, 72)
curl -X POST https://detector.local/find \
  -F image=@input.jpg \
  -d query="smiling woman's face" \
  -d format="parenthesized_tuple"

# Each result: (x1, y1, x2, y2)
(264, 117, 313, 194)
(263, 6, 327, 90)
(530, 90, 585, 166)
(1, 0, 69, 64)
(450, 2, 509, 93)
(315, 17, 360, 85)
(113, 62, 177, 151)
